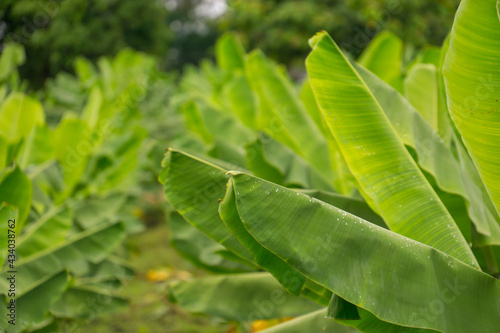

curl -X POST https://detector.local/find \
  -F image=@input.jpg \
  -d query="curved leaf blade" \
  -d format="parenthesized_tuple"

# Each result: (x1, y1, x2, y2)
(159, 149, 254, 263)
(306, 31, 477, 266)
(443, 0, 500, 216)
(353, 60, 500, 246)
(225, 172, 500, 333)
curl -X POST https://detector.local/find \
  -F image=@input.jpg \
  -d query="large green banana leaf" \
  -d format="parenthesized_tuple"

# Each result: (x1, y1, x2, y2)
(222, 173, 432, 332)
(353, 59, 500, 246)
(162, 150, 387, 301)
(221, 172, 500, 333)
(306, 31, 478, 267)
(298, 190, 386, 229)
(443, 0, 500, 216)
(220, 178, 306, 294)
(168, 272, 321, 321)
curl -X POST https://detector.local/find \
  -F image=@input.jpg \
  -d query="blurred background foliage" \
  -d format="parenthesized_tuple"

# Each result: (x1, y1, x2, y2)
(0, 0, 468, 332)
(1, 0, 460, 87)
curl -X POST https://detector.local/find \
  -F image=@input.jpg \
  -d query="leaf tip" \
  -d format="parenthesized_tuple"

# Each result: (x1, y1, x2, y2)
(308, 31, 328, 49)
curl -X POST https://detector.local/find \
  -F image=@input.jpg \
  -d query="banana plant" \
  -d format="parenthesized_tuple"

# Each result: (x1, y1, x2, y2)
(0, 46, 162, 332)
(161, 1, 500, 332)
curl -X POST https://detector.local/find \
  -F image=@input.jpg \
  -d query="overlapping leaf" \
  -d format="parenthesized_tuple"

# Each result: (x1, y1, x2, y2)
(353, 56, 500, 246)
(307, 31, 477, 266)
(222, 172, 500, 332)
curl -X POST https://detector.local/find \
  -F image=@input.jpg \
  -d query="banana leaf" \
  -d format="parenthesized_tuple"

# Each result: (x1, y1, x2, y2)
(17, 205, 73, 257)
(443, 0, 500, 216)
(353, 60, 500, 246)
(245, 51, 334, 183)
(221, 172, 500, 332)
(306, 31, 477, 266)
(168, 272, 321, 321)
(0, 165, 32, 232)
(357, 31, 403, 92)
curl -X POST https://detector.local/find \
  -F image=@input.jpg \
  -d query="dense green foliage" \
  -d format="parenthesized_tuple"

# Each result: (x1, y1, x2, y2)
(2, 1, 500, 332)
(159, 1, 500, 332)
(0, 44, 174, 331)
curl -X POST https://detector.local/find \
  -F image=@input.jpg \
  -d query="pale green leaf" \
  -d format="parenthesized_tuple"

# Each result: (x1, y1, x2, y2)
(0, 92, 45, 143)
(443, 0, 500, 216)
(404, 64, 439, 130)
(357, 31, 403, 92)
(215, 33, 245, 72)
(307, 31, 477, 266)
(353, 61, 500, 246)
(0, 165, 32, 232)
